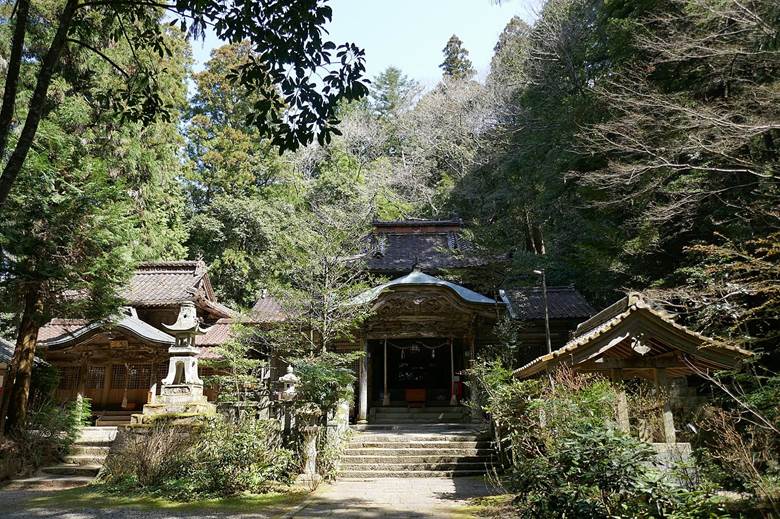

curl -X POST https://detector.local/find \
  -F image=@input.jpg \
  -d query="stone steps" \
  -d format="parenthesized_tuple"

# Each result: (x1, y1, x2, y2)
(40, 464, 102, 477)
(3, 426, 115, 491)
(345, 447, 493, 456)
(340, 424, 494, 479)
(3, 475, 95, 491)
(350, 440, 487, 449)
(370, 406, 471, 425)
(342, 455, 494, 464)
(340, 469, 488, 479)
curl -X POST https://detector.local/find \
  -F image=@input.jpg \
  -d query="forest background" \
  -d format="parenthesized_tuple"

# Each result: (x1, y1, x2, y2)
(0, 0, 777, 369)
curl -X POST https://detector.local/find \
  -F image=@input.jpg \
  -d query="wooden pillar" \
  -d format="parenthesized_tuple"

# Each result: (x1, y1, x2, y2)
(654, 367, 676, 443)
(100, 363, 113, 408)
(611, 368, 630, 434)
(382, 338, 390, 406)
(358, 338, 368, 424)
(449, 337, 457, 405)
(76, 354, 88, 398)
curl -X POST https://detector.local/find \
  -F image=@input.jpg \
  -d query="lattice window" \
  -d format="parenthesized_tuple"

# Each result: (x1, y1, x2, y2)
(58, 366, 79, 390)
(85, 366, 105, 389)
(157, 361, 169, 383)
(112, 364, 155, 389)
(111, 364, 126, 389)
(128, 364, 153, 390)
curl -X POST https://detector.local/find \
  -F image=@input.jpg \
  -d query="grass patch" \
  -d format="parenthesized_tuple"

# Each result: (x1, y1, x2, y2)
(23, 484, 310, 514)
(454, 494, 517, 518)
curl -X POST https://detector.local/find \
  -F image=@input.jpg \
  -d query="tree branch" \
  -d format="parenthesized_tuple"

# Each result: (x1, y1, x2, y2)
(0, 0, 31, 161)
(66, 38, 130, 79)
(0, 0, 80, 212)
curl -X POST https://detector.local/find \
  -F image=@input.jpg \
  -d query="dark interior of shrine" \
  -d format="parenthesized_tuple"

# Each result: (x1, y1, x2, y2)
(369, 338, 464, 404)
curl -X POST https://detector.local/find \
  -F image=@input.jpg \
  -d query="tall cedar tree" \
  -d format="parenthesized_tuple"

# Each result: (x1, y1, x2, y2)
(0, 6, 189, 432)
(185, 42, 293, 308)
(439, 35, 475, 80)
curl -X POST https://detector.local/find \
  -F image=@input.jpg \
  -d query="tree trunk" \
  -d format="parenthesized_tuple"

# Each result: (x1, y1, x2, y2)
(0, 0, 31, 160)
(0, 319, 24, 435)
(2, 283, 45, 433)
(0, 0, 79, 212)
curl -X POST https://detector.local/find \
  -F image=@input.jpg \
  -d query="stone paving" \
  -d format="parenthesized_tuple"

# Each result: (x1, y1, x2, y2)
(290, 477, 498, 518)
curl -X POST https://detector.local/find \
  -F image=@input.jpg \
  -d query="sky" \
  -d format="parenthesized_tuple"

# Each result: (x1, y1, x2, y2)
(190, 0, 539, 89)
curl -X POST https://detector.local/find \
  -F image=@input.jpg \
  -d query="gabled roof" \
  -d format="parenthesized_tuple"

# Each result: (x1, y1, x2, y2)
(514, 293, 752, 379)
(500, 287, 595, 320)
(38, 313, 175, 349)
(123, 261, 210, 307)
(353, 270, 501, 306)
(366, 220, 496, 274)
(120, 260, 234, 318)
(0, 336, 16, 365)
(250, 294, 286, 323)
(1, 336, 46, 366)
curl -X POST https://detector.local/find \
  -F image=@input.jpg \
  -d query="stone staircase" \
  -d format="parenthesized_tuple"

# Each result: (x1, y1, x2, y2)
(4, 426, 116, 491)
(368, 405, 472, 425)
(95, 410, 134, 427)
(340, 424, 495, 478)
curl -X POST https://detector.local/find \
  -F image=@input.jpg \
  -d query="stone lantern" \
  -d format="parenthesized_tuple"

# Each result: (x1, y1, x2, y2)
(161, 301, 207, 393)
(278, 366, 299, 401)
(135, 302, 215, 423)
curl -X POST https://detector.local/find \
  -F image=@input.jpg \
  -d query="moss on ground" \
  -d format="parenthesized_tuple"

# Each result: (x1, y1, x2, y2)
(453, 494, 518, 518)
(23, 485, 310, 514)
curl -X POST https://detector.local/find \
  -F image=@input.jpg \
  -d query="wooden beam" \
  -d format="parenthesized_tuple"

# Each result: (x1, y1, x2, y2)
(654, 367, 677, 443)
(357, 338, 368, 424)
(580, 356, 686, 370)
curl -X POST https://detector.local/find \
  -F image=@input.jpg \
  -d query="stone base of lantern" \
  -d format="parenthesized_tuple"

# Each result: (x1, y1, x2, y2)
(131, 383, 216, 425)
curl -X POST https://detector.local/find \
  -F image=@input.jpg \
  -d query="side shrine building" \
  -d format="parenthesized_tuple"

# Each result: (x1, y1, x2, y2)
(33, 219, 750, 431)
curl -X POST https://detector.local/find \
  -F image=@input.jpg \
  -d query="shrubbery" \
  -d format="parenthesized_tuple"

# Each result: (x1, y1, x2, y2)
(101, 416, 296, 500)
(470, 363, 733, 518)
(1, 366, 91, 481)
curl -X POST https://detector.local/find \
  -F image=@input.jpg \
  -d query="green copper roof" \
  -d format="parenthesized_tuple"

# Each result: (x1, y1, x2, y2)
(353, 270, 500, 306)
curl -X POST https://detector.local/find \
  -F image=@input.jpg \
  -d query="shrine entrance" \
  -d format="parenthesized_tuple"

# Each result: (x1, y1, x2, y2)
(351, 271, 506, 423)
(369, 338, 464, 406)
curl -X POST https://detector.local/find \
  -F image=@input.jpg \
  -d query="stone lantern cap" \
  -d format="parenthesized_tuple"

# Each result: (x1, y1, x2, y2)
(279, 365, 299, 384)
(162, 301, 210, 354)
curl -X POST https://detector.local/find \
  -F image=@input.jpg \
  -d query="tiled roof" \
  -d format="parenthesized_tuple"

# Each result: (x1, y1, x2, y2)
(39, 314, 174, 348)
(196, 319, 234, 347)
(251, 295, 286, 323)
(366, 232, 490, 273)
(514, 293, 753, 378)
(122, 261, 209, 307)
(37, 319, 91, 342)
(1, 335, 46, 366)
(501, 287, 595, 320)
(0, 336, 16, 364)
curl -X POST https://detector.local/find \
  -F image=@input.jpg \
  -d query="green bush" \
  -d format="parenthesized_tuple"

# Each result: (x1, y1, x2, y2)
(292, 352, 357, 414)
(101, 416, 297, 500)
(471, 365, 734, 518)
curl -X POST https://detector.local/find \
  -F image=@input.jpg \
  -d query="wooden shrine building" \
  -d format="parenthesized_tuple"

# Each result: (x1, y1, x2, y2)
(29, 219, 748, 433)
(513, 293, 752, 442)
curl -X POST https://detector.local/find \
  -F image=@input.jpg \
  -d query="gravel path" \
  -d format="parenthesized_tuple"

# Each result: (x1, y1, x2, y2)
(0, 477, 497, 518)
(290, 477, 497, 518)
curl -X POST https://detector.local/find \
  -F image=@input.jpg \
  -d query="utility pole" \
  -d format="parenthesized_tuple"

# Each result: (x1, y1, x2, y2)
(534, 269, 552, 354)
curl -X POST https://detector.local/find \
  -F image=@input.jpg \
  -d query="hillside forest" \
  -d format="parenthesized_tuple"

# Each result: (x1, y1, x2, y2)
(0, 0, 777, 373)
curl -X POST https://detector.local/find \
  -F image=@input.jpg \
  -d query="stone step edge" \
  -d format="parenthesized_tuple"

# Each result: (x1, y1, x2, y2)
(339, 470, 488, 478)
(3, 475, 94, 491)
